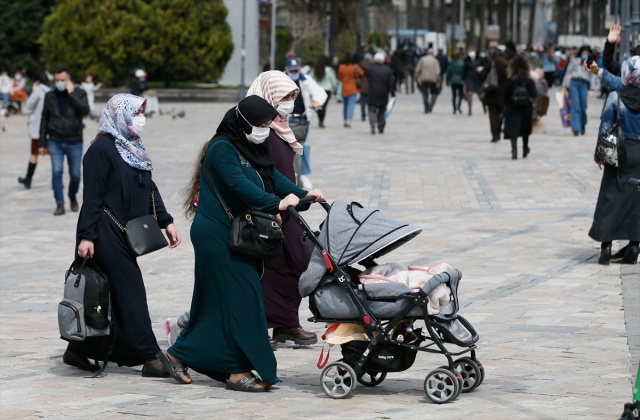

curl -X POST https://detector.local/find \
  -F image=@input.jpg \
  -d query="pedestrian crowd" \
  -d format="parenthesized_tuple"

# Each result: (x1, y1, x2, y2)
(6, 24, 638, 394)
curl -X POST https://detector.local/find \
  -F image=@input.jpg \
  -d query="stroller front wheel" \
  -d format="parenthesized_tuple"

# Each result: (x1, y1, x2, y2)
(320, 361, 357, 399)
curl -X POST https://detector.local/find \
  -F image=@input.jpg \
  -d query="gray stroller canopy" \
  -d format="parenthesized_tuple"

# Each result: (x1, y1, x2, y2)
(299, 201, 422, 297)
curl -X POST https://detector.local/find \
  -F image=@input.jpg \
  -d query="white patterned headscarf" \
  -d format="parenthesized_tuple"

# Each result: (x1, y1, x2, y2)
(94, 94, 153, 171)
(621, 56, 640, 87)
(247, 71, 303, 155)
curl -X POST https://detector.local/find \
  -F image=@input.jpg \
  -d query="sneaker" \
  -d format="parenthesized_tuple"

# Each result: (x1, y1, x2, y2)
(165, 318, 183, 346)
(299, 175, 313, 190)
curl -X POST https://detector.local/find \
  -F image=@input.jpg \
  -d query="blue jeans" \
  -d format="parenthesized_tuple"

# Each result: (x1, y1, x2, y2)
(569, 79, 589, 134)
(359, 93, 368, 120)
(48, 139, 82, 204)
(300, 141, 311, 175)
(343, 94, 357, 123)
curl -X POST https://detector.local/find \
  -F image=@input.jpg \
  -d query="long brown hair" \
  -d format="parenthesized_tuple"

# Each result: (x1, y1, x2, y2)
(182, 140, 210, 220)
(508, 56, 530, 79)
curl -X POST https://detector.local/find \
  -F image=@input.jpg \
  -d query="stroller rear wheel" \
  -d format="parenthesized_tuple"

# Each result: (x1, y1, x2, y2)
(424, 368, 461, 404)
(357, 371, 387, 387)
(320, 362, 357, 399)
(453, 357, 482, 393)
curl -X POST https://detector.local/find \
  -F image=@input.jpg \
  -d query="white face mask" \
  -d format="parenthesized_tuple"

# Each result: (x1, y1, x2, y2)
(245, 126, 270, 144)
(468, 52, 476, 59)
(55, 81, 67, 91)
(132, 116, 146, 135)
(277, 101, 294, 115)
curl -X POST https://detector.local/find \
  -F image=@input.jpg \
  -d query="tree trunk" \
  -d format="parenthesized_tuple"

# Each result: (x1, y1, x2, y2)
(527, 2, 535, 46)
(330, 0, 339, 57)
(498, 0, 507, 43)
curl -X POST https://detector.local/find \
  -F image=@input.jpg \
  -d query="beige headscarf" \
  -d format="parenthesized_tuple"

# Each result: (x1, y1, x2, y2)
(247, 71, 303, 155)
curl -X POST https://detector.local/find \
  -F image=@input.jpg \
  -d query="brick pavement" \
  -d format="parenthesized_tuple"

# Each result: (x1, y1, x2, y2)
(0, 87, 638, 419)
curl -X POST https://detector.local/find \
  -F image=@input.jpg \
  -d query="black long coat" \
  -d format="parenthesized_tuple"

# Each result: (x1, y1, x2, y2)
(481, 59, 508, 105)
(503, 77, 537, 139)
(67, 134, 174, 366)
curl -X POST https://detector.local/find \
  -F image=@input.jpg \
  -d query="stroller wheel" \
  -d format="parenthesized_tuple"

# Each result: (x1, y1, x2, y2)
(424, 368, 461, 404)
(453, 357, 482, 393)
(357, 371, 387, 387)
(473, 359, 485, 386)
(320, 361, 357, 399)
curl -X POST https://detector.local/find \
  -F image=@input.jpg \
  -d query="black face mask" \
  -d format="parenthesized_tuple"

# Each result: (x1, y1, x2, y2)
(634, 44, 640, 57)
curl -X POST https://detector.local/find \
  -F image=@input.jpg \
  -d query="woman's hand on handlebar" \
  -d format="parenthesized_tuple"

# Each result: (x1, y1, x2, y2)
(305, 189, 325, 203)
(279, 193, 300, 211)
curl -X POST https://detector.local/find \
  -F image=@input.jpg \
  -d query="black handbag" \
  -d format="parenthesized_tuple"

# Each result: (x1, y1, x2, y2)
(596, 95, 626, 168)
(289, 116, 309, 143)
(104, 191, 168, 256)
(205, 165, 283, 260)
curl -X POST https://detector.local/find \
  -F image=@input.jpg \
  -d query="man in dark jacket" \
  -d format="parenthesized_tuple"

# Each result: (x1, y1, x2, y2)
(365, 52, 395, 134)
(39, 66, 90, 216)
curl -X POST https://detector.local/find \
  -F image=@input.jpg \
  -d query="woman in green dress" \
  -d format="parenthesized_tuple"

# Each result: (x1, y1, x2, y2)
(158, 95, 324, 392)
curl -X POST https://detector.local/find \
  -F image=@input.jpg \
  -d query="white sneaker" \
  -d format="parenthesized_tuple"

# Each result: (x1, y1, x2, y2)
(299, 175, 313, 190)
(165, 317, 183, 346)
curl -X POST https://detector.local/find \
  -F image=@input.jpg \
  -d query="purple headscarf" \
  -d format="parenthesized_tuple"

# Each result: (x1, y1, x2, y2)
(621, 56, 640, 87)
(94, 93, 153, 171)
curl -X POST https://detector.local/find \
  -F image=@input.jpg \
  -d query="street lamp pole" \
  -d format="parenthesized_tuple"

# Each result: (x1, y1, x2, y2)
(270, 0, 276, 71)
(361, 0, 367, 46)
(238, 0, 247, 100)
(631, 0, 640, 40)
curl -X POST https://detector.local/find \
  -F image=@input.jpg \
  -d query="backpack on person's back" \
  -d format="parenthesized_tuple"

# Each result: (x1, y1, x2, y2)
(511, 81, 531, 107)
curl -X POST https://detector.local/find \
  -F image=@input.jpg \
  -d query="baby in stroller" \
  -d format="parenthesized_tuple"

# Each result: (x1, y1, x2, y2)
(293, 200, 483, 403)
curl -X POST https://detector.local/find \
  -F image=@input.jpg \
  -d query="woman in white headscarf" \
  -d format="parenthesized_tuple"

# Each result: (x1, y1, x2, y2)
(64, 94, 181, 376)
(590, 56, 640, 265)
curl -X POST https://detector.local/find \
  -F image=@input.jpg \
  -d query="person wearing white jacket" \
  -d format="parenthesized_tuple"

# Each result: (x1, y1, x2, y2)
(284, 57, 328, 189)
(18, 72, 51, 189)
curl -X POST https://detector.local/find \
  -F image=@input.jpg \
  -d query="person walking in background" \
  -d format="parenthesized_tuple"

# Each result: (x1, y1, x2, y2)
(160, 96, 323, 391)
(365, 52, 395, 135)
(285, 57, 327, 189)
(462, 48, 486, 116)
(9, 71, 28, 113)
(309, 56, 337, 128)
(404, 44, 419, 94)
(589, 56, 640, 265)
(0, 71, 11, 106)
(80, 74, 102, 120)
(446, 51, 465, 114)
(357, 53, 372, 121)
(18, 71, 50, 190)
(337, 53, 364, 128)
(433, 48, 449, 108)
(39, 66, 90, 215)
(391, 47, 406, 93)
(481, 51, 508, 142)
(541, 46, 559, 88)
(531, 68, 550, 132)
(503, 56, 537, 160)
(69, 93, 182, 377)
(130, 69, 148, 97)
(562, 46, 596, 136)
(415, 48, 441, 114)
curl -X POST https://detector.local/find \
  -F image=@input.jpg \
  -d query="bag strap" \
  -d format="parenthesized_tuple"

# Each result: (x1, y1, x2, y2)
(614, 93, 621, 128)
(103, 191, 157, 232)
(353, 64, 360, 82)
(203, 164, 234, 221)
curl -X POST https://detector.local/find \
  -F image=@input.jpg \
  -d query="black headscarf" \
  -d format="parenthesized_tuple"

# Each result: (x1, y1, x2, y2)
(210, 95, 279, 193)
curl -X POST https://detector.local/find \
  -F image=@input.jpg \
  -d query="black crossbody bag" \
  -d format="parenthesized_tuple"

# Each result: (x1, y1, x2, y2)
(204, 165, 283, 260)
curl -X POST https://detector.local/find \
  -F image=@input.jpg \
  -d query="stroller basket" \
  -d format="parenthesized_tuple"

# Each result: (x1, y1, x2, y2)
(342, 341, 418, 373)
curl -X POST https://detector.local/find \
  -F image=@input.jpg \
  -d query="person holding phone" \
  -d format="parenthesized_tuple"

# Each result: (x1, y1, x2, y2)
(562, 46, 596, 136)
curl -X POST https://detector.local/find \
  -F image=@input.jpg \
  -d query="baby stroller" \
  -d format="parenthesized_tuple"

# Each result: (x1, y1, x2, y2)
(291, 200, 482, 403)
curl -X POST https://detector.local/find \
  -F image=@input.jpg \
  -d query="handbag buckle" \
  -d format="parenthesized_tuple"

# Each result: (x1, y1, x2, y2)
(245, 214, 253, 224)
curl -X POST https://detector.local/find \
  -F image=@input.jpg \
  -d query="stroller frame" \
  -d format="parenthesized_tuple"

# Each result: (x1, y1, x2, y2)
(289, 201, 483, 402)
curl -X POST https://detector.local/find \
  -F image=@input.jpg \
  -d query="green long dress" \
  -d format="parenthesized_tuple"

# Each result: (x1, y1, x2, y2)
(168, 140, 307, 385)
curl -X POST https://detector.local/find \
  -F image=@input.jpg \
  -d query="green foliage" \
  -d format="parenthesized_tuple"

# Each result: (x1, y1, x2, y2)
(368, 32, 390, 50)
(301, 33, 325, 69)
(141, 0, 233, 87)
(336, 30, 355, 61)
(275, 29, 292, 71)
(0, 0, 53, 74)
(38, 0, 234, 87)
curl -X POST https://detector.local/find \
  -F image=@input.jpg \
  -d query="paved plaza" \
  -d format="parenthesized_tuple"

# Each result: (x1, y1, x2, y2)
(0, 87, 638, 419)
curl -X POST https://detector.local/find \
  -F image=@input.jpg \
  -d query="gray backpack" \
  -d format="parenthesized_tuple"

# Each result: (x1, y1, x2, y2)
(58, 257, 111, 341)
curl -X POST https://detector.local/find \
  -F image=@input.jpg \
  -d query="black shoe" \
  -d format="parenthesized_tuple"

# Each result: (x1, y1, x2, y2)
(598, 243, 612, 265)
(511, 150, 517, 160)
(63, 350, 99, 372)
(69, 195, 79, 212)
(491, 138, 500, 143)
(580, 128, 585, 135)
(620, 245, 639, 264)
(573, 131, 579, 136)
(523, 147, 530, 158)
(54, 203, 65, 216)
(142, 360, 171, 378)
(611, 244, 630, 262)
(18, 176, 31, 189)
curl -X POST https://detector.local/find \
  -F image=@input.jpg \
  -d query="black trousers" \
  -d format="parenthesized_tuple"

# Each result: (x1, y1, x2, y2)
(317, 90, 332, 124)
(488, 104, 503, 141)
(368, 103, 387, 132)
